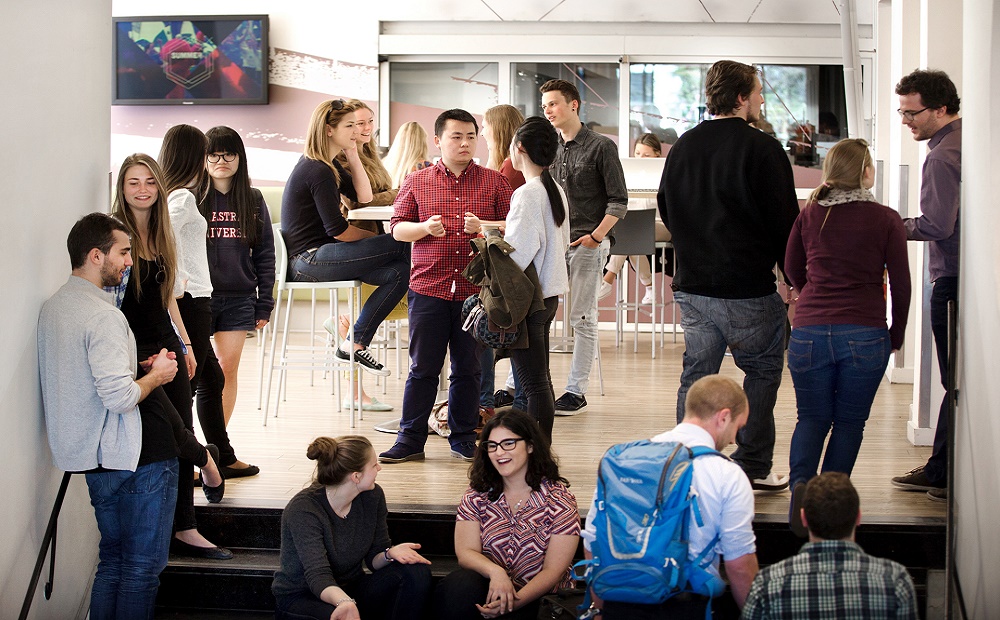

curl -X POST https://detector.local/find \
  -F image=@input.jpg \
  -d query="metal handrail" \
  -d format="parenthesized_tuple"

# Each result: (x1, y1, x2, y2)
(19, 472, 72, 620)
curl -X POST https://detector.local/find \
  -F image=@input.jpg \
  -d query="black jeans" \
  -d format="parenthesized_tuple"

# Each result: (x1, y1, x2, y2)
(432, 568, 540, 620)
(925, 276, 958, 485)
(509, 297, 559, 444)
(274, 562, 431, 620)
(178, 294, 237, 466)
(136, 336, 198, 533)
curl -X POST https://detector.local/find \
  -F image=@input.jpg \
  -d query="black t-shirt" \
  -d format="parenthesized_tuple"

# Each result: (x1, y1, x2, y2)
(280, 157, 358, 257)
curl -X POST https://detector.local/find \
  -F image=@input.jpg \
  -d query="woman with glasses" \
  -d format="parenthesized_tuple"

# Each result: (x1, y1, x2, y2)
(784, 138, 911, 534)
(112, 153, 231, 559)
(434, 409, 579, 620)
(282, 99, 410, 377)
(272, 435, 431, 620)
(197, 126, 274, 475)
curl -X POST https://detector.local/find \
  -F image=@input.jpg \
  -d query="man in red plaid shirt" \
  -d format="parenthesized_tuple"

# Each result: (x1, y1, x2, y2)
(381, 109, 513, 463)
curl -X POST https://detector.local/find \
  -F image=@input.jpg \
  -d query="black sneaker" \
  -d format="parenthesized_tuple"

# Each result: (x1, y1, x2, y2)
(927, 487, 948, 502)
(378, 442, 425, 463)
(494, 389, 515, 408)
(788, 481, 808, 538)
(450, 441, 477, 461)
(891, 465, 943, 492)
(554, 392, 587, 415)
(336, 346, 390, 377)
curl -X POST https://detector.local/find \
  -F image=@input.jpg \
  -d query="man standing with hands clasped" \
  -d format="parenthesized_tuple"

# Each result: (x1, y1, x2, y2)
(381, 108, 512, 464)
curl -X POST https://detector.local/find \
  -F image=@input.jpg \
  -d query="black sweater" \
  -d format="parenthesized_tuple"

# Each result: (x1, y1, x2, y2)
(657, 117, 800, 299)
(272, 484, 392, 601)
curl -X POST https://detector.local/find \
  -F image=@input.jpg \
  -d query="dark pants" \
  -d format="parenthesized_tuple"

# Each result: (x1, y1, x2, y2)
(136, 336, 197, 533)
(432, 568, 540, 620)
(178, 294, 237, 466)
(924, 276, 958, 485)
(509, 297, 560, 443)
(396, 290, 482, 449)
(274, 562, 431, 620)
(289, 234, 410, 346)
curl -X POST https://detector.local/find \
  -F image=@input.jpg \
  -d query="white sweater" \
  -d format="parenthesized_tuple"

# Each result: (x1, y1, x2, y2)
(167, 188, 213, 298)
(503, 176, 570, 299)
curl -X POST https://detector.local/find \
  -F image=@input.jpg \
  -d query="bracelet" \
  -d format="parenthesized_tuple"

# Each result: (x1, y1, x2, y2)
(333, 596, 356, 607)
(183, 343, 191, 346)
(383, 547, 395, 563)
(588, 233, 603, 243)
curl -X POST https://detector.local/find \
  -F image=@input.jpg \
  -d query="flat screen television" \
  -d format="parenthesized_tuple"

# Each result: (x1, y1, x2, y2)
(113, 15, 269, 105)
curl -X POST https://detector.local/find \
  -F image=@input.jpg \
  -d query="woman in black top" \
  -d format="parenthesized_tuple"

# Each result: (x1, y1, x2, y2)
(273, 436, 431, 620)
(111, 153, 229, 560)
(281, 99, 410, 377)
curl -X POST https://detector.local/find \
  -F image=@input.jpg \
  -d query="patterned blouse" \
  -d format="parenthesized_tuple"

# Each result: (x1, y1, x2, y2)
(456, 478, 580, 590)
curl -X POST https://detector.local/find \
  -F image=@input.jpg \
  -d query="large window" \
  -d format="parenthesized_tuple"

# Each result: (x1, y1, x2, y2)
(629, 63, 846, 166)
(387, 62, 498, 163)
(512, 62, 620, 145)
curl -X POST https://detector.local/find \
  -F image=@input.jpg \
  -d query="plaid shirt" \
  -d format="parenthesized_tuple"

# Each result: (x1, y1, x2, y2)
(742, 540, 918, 620)
(390, 161, 511, 301)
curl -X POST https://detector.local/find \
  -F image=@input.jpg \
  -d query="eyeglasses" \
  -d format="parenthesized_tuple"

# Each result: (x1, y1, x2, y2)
(483, 438, 525, 453)
(896, 107, 931, 122)
(207, 152, 237, 163)
(153, 256, 166, 285)
(326, 99, 346, 124)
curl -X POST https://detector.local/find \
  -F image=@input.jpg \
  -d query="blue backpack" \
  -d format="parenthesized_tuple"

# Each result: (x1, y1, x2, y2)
(575, 439, 728, 616)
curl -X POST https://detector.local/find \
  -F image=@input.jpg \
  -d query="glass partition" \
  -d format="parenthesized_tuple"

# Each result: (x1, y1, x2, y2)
(511, 62, 620, 145)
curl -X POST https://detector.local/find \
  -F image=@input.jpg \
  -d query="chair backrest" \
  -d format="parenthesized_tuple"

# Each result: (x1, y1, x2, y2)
(258, 186, 284, 226)
(609, 208, 656, 256)
(272, 223, 289, 289)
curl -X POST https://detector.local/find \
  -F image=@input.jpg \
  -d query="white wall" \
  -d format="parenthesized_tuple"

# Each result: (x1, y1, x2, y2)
(0, 2, 112, 618)
(956, 0, 1000, 615)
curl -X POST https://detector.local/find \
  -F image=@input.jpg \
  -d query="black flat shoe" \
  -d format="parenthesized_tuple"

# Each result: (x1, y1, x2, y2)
(170, 538, 234, 560)
(220, 463, 260, 479)
(202, 444, 225, 504)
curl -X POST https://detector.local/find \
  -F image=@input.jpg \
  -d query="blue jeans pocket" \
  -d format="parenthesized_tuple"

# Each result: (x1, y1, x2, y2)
(786, 337, 813, 373)
(849, 336, 890, 371)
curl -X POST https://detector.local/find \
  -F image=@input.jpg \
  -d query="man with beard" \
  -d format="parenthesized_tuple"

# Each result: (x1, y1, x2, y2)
(657, 60, 800, 492)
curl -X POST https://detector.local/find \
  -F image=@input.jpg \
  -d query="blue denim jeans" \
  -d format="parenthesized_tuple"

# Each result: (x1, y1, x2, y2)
(289, 235, 410, 346)
(86, 459, 179, 620)
(397, 290, 481, 449)
(787, 325, 891, 487)
(674, 291, 786, 479)
(479, 350, 524, 409)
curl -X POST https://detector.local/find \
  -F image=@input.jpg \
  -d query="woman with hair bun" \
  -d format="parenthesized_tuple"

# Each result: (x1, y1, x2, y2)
(273, 436, 432, 620)
(434, 409, 579, 620)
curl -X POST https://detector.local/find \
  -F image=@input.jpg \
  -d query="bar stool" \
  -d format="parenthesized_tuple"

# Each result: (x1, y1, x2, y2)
(262, 224, 363, 427)
(607, 208, 661, 357)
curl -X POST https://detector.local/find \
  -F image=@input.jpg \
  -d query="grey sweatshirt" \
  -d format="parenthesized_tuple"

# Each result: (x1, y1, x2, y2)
(37, 276, 142, 471)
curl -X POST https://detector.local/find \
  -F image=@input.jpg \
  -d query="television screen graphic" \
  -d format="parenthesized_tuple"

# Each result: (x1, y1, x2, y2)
(114, 16, 268, 105)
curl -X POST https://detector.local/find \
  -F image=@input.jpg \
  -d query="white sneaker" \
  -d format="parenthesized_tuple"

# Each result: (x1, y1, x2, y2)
(751, 472, 790, 492)
(641, 286, 655, 305)
(322, 316, 338, 336)
(598, 281, 614, 300)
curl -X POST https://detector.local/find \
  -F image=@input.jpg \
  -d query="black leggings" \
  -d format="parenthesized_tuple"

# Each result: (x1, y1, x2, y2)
(509, 297, 559, 444)
(274, 563, 431, 620)
(178, 294, 237, 466)
(432, 568, 541, 620)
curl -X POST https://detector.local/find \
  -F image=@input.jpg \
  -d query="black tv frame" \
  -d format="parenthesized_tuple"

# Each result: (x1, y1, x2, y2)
(112, 14, 269, 106)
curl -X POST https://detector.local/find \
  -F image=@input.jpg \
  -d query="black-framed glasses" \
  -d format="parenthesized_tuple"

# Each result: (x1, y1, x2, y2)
(483, 438, 525, 453)
(207, 152, 237, 163)
(326, 99, 346, 124)
(896, 107, 931, 122)
(153, 256, 166, 285)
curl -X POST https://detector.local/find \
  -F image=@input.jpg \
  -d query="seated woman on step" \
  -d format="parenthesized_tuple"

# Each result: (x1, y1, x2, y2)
(273, 436, 432, 620)
(433, 409, 580, 620)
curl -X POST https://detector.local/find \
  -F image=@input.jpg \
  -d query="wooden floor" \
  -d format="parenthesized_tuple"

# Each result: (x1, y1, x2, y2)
(201, 323, 945, 524)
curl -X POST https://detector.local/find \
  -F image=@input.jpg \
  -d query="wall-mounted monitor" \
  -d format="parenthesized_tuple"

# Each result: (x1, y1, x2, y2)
(113, 15, 269, 105)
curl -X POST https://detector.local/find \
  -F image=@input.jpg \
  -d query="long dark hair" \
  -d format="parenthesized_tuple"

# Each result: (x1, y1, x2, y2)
(512, 117, 565, 226)
(201, 126, 262, 246)
(158, 124, 208, 200)
(469, 408, 568, 501)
